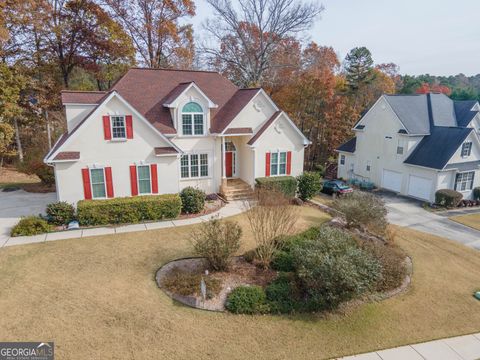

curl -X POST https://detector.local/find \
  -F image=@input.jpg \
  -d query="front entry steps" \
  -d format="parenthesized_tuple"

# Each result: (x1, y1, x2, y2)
(220, 179, 254, 201)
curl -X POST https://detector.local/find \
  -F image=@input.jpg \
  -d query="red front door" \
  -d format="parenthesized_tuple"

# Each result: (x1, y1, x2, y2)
(226, 152, 233, 177)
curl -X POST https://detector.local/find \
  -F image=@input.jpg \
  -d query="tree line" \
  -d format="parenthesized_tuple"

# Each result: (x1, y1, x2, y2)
(0, 0, 473, 177)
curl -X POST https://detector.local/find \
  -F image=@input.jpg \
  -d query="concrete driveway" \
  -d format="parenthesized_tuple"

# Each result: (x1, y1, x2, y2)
(0, 189, 57, 244)
(381, 192, 480, 250)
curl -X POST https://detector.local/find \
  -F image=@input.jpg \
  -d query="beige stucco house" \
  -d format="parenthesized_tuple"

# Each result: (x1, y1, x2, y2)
(337, 93, 480, 203)
(44, 68, 310, 204)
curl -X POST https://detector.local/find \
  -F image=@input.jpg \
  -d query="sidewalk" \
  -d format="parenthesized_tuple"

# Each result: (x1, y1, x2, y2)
(0, 201, 245, 248)
(340, 333, 480, 360)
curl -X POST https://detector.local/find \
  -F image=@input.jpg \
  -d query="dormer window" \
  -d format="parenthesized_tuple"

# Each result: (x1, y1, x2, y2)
(182, 102, 204, 136)
(461, 142, 472, 157)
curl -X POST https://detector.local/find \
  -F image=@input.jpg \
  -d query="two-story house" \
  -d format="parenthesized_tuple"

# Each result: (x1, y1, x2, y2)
(44, 68, 310, 205)
(337, 93, 480, 202)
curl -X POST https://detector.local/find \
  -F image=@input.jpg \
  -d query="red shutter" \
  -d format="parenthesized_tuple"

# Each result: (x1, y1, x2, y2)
(265, 152, 271, 177)
(151, 164, 158, 194)
(103, 115, 111, 140)
(105, 167, 114, 198)
(286, 151, 292, 175)
(82, 168, 92, 200)
(129, 165, 138, 196)
(126, 115, 133, 139)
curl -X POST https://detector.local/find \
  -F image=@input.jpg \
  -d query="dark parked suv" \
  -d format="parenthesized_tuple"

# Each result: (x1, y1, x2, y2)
(321, 180, 353, 196)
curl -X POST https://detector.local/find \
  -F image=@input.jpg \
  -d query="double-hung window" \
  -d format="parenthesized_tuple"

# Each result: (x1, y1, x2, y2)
(111, 116, 126, 139)
(455, 171, 475, 191)
(137, 165, 151, 194)
(90, 168, 106, 199)
(461, 142, 472, 157)
(180, 153, 209, 178)
(340, 154, 346, 165)
(181, 102, 204, 136)
(270, 151, 287, 176)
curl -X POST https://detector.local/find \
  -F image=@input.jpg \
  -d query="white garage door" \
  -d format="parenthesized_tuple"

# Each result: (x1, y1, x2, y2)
(407, 175, 432, 201)
(382, 169, 402, 192)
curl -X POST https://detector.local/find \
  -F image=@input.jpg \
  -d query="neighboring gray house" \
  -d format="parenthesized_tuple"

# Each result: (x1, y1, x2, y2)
(337, 93, 480, 202)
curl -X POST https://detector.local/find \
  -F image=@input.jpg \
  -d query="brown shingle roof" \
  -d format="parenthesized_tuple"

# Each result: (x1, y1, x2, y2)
(53, 151, 80, 161)
(247, 111, 282, 145)
(162, 82, 193, 105)
(223, 127, 253, 135)
(154, 147, 179, 156)
(61, 90, 107, 104)
(111, 68, 239, 134)
(212, 89, 260, 133)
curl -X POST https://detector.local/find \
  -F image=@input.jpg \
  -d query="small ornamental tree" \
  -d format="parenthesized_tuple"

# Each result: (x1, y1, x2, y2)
(244, 188, 298, 268)
(191, 217, 242, 271)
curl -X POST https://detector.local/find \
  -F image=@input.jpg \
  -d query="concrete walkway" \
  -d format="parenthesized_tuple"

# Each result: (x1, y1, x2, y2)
(340, 333, 480, 360)
(0, 201, 245, 248)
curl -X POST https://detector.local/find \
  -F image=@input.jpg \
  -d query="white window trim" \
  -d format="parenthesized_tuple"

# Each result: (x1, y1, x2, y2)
(181, 102, 205, 136)
(136, 164, 152, 195)
(89, 167, 107, 200)
(110, 115, 127, 140)
(340, 154, 346, 166)
(179, 152, 211, 180)
(455, 171, 475, 192)
(270, 150, 288, 177)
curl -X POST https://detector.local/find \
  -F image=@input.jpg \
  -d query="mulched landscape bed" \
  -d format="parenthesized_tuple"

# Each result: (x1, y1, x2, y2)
(156, 256, 276, 311)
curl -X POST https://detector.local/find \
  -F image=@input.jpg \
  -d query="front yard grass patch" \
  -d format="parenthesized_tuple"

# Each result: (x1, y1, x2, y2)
(1, 206, 480, 359)
(313, 193, 334, 206)
(449, 213, 480, 230)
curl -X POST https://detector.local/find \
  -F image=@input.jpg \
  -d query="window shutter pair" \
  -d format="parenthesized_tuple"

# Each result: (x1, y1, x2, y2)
(102, 115, 133, 140)
(129, 164, 158, 196)
(81, 167, 114, 200)
(264, 151, 292, 177)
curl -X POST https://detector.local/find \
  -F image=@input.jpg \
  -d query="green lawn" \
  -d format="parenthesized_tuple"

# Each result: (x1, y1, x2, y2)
(450, 213, 480, 230)
(0, 206, 480, 359)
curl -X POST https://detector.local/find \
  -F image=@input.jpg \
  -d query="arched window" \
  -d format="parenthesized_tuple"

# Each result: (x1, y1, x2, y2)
(182, 102, 204, 135)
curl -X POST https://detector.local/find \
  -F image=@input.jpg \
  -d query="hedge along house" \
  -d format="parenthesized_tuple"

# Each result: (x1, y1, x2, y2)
(336, 93, 480, 203)
(44, 68, 310, 204)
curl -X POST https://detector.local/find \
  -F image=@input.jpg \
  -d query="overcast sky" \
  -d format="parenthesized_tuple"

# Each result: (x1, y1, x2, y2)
(191, 0, 480, 76)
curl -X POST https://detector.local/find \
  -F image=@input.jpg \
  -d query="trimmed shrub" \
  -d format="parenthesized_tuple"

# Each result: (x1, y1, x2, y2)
(266, 273, 301, 314)
(191, 217, 242, 271)
(180, 187, 206, 214)
(271, 250, 295, 272)
(225, 286, 269, 314)
(473, 187, 480, 201)
(11, 216, 52, 237)
(291, 226, 381, 311)
(255, 176, 297, 198)
(77, 194, 181, 226)
(435, 189, 463, 208)
(332, 192, 387, 235)
(243, 249, 256, 263)
(297, 172, 322, 200)
(46, 202, 75, 225)
(360, 241, 407, 292)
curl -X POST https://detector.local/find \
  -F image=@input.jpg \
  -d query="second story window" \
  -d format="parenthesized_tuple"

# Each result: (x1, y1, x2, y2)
(461, 142, 472, 157)
(181, 102, 204, 136)
(111, 116, 126, 139)
(340, 154, 345, 165)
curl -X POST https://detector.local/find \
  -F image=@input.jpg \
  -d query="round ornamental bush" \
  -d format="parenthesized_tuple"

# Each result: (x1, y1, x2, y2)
(180, 187, 206, 214)
(11, 216, 52, 237)
(297, 172, 322, 201)
(46, 202, 75, 225)
(225, 286, 269, 314)
(435, 189, 463, 208)
(270, 250, 295, 272)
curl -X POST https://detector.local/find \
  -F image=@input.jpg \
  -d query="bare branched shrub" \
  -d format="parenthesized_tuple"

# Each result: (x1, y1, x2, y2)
(191, 216, 242, 271)
(244, 188, 298, 268)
